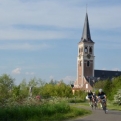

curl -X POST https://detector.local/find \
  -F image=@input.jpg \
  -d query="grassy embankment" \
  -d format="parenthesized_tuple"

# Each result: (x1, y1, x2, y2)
(71, 99, 121, 111)
(0, 101, 91, 121)
(107, 100, 121, 111)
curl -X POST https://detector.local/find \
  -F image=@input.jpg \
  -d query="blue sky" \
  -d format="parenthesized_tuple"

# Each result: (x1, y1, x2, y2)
(0, 0, 121, 85)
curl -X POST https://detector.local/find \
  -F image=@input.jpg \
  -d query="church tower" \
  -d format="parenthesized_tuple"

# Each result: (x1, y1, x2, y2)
(75, 13, 95, 89)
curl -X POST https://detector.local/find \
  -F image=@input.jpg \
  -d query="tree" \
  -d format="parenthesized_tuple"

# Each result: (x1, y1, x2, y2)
(103, 79, 113, 99)
(12, 85, 21, 101)
(49, 79, 58, 85)
(36, 78, 45, 87)
(0, 74, 15, 103)
(0, 74, 14, 90)
(114, 89, 121, 105)
(19, 79, 28, 98)
(28, 77, 38, 87)
(94, 80, 106, 89)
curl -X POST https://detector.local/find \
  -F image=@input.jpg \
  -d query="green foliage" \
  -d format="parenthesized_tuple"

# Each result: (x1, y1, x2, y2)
(0, 102, 91, 121)
(54, 82, 72, 97)
(0, 74, 15, 103)
(105, 76, 121, 100)
(19, 80, 28, 98)
(28, 77, 38, 87)
(94, 76, 121, 101)
(40, 82, 72, 98)
(49, 79, 58, 85)
(12, 85, 21, 100)
(114, 89, 121, 105)
(103, 79, 113, 100)
(94, 80, 107, 89)
(0, 74, 92, 121)
(74, 90, 87, 101)
(0, 74, 14, 90)
(0, 74, 74, 107)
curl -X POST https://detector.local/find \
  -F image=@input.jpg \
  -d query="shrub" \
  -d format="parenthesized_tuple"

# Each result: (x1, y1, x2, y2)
(114, 89, 121, 105)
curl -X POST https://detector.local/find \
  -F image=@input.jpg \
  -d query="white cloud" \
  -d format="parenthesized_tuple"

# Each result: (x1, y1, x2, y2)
(111, 68, 120, 71)
(0, 29, 69, 40)
(101, 68, 120, 71)
(0, 0, 82, 28)
(102, 68, 106, 70)
(89, 6, 121, 29)
(0, 42, 51, 50)
(49, 75, 54, 80)
(12, 68, 21, 74)
(0, 0, 120, 41)
(63, 76, 76, 84)
(25, 72, 35, 75)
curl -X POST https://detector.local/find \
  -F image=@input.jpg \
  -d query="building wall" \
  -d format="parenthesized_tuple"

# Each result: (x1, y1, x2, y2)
(84, 60, 93, 77)
(78, 60, 82, 86)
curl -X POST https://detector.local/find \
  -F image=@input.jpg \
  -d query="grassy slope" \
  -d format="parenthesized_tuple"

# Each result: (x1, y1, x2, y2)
(0, 102, 91, 121)
(73, 101, 121, 111)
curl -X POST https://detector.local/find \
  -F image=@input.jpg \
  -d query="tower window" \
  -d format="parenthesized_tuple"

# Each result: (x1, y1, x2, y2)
(85, 46, 88, 53)
(79, 48, 80, 53)
(89, 47, 92, 54)
(80, 61, 81, 66)
(79, 47, 83, 53)
(87, 61, 90, 67)
(79, 55, 81, 59)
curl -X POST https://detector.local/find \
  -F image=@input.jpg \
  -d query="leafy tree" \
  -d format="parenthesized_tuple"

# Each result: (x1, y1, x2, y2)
(94, 76, 121, 101)
(36, 78, 46, 87)
(110, 76, 121, 100)
(28, 77, 38, 87)
(12, 85, 21, 101)
(40, 83, 55, 98)
(94, 80, 107, 89)
(114, 89, 121, 105)
(0, 74, 15, 101)
(49, 79, 58, 85)
(0, 74, 14, 90)
(54, 82, 72, 97)
(19, 79, 28, 98)
(103, 79, 113, 100)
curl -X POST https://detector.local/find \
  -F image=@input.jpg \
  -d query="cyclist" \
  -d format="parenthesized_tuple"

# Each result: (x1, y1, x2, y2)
(87, 90, 93, 106)
(92, 92, 97, 104)
(97, 89, 107, 109)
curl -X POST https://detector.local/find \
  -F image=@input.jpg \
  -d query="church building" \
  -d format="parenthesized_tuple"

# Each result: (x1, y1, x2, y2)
(74, 13, 121, 91)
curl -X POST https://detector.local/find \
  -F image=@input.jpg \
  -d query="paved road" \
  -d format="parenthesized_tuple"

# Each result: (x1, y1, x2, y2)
(66, 107, 121, 121)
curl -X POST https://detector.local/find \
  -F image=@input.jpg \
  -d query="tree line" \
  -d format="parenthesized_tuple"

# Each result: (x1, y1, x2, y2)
(0, 74, 75, 106)
(0, 74, 121, 106)
(94, 76, 121, 101)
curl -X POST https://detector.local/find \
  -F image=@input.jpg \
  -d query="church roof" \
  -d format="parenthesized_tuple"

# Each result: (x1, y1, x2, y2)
(80, 13, 94, 43)
(84, 70, 121, 87)
(94, 70, 121, 80)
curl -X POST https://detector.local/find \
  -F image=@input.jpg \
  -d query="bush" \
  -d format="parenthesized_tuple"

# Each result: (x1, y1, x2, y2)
(0, 101, 91, 121)
(114, 89, 121, 105)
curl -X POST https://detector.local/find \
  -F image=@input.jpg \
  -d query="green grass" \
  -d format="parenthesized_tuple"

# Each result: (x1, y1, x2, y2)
(0, 102, 91, 121)
(73, 100, 121, 111)
(107, 100, 121, 111)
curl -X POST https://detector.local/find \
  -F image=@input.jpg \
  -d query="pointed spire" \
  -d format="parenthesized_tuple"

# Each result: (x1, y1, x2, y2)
(80, 13, 93, 43)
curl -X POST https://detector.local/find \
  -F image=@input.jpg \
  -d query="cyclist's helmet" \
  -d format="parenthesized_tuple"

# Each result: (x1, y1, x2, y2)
(99, 88, 103, 93)
(88, 90, 91, 93)
(93, 92, 95, 94)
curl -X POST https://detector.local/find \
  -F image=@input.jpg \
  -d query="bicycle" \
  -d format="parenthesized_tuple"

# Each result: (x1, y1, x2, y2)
(88, 98, 97, 110)
(91, 98, 98, 110)
(100, 99, 107, 114)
